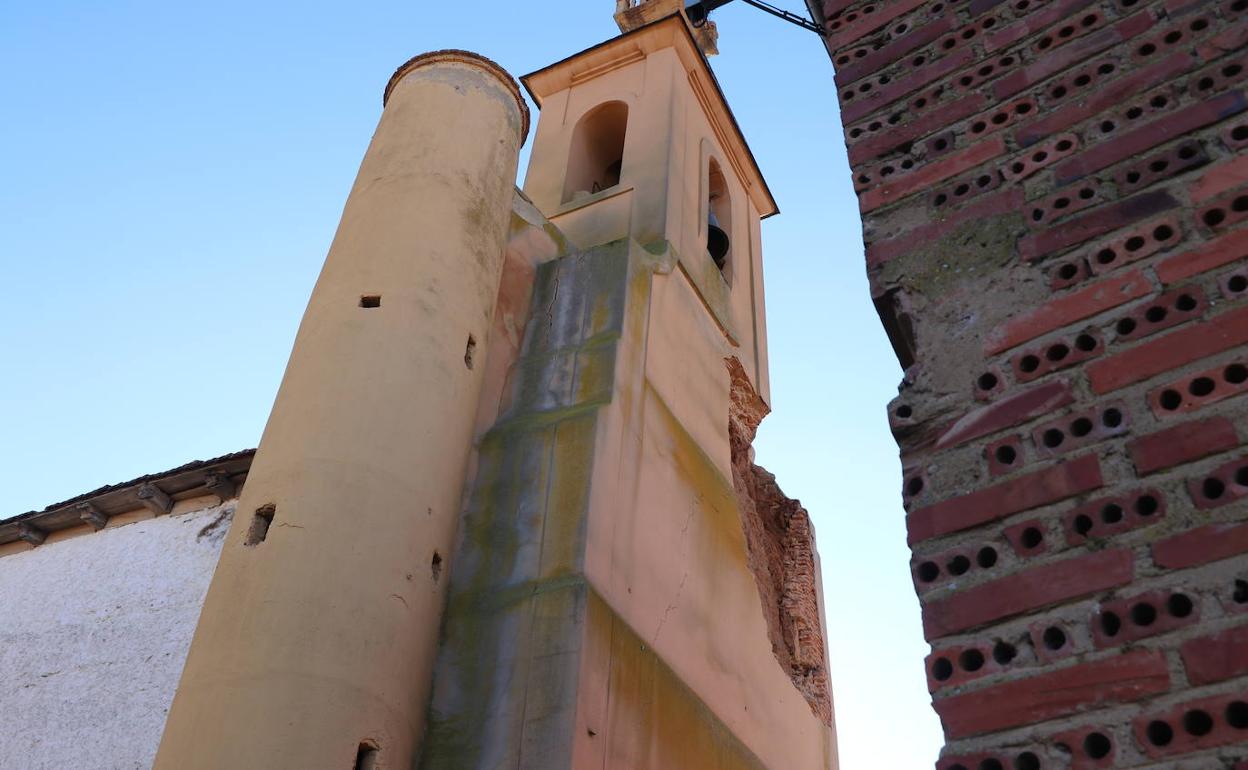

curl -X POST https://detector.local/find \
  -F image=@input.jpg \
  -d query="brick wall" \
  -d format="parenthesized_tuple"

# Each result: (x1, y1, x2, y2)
(816, 0, 1248, 764)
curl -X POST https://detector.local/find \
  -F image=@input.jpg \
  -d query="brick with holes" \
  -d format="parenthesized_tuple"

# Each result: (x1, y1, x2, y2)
(933, 649, 1167, 737)
(921, 548, 1131, 638)
(1148, 360, 1248, 417)
(1063, 488, 1166, 545)
(908, 454, 1102, 543)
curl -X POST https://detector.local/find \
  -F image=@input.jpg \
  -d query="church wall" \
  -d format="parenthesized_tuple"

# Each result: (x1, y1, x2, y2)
(0, 498, 229, 770)
(814, 0, 1248, 764)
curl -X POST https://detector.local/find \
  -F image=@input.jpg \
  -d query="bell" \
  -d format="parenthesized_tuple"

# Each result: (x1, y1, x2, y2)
(707, 211, 730, 269)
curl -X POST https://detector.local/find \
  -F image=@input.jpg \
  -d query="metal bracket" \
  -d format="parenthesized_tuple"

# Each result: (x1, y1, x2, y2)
(686, 0, 825, 35)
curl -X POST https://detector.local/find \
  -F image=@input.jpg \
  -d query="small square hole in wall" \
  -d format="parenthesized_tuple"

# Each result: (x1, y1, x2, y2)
(359, 295, 381, 308)
(245, 504, 276, 546)
(355, 742, 379, 770)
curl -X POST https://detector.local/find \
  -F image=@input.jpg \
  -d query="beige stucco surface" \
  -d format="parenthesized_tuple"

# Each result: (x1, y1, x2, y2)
(153, 52, 528, 770)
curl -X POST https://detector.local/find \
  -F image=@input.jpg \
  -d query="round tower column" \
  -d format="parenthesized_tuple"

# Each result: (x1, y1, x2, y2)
(153, 50, 528, 770)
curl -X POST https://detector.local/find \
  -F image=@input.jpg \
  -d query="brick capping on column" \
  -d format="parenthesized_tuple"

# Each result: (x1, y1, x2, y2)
(814, 0, 1248, 760)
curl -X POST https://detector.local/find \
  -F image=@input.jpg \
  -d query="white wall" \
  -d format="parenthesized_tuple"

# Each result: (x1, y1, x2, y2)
(0, 502, 231, 770)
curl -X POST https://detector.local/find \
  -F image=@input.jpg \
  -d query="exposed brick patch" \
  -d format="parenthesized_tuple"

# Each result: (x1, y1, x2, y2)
(921, 548, 1132, 638)
(933, 649, 1168, 738)
(726, 359, 831, 724)
(908, 454, 1102, 544)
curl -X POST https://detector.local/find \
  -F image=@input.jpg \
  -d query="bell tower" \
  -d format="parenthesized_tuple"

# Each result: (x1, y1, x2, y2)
(519, 12, 773, 390)
(419, 13, 837, 770)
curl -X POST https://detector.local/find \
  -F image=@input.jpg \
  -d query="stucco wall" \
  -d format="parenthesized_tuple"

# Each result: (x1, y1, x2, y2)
(0, 501, 230, 770)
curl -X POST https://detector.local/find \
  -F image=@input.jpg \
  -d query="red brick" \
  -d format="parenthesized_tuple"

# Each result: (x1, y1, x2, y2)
(1198, 22, 1248, 61)
(1017, 190, 1179, 260)
(925, 643, 1004, 692)
(992, 12, 1153, 99)
(933, 649, 1166, 738)
(841, 49, 976, 124)
(970, 0, 1008, 15)
(983, 0, 1100, 53)
(1134, 690, 1248, 759)
(866, 188, 1024, 266)
(1147, 357, 1248, 416)
(848, 96, 987, 165)
(922, 549, 1132, 638)
(822, 0, 855, 17)
(985, 270, 1152, 354)
(1156, 228, 1248, 285)
(860, 137, 1007, 212)
(908, 454, 1102, 544)
(1191, 155, 1248, 203)
(1181, 624, 1248, 685)
(1086, 304, 1248, 393)
(1063, 488, 1166, 546)
(835, 17, 955, 86)
(825, 0, 928, 51)
(1153, 521, 1248, 570)
(1128, 417, 1240, 475)
(1055, 90, 1248, 183)
(1013, 52, 1197, 147)
(935, 379, 1075, 449)
(1092, 588, 1201, 648)
(1188, 454, 1248, 509)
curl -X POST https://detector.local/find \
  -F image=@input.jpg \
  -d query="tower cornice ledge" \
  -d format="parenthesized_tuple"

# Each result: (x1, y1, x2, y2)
(384, 49, 531, 142)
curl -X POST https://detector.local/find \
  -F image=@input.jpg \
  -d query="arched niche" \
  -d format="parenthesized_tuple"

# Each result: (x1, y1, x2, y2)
(562, 101, 629, 204)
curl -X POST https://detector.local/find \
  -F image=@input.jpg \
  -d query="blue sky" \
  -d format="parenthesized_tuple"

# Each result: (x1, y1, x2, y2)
(0, 1, 942, 765)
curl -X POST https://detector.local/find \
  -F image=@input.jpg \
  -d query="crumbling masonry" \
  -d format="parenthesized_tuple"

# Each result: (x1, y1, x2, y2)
(810, 0, 1248, 764)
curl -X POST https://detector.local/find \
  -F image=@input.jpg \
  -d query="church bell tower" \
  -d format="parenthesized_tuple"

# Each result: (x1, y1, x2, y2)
(153, 10, 836, 770)
(419, 13, 837, 770)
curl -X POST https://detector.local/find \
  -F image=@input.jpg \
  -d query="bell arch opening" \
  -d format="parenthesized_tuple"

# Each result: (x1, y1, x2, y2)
(707, 156, 733, 281)
(562, 101, 628, 204)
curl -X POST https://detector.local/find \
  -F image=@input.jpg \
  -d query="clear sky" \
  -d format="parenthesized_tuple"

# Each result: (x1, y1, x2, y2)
(0, 1, 942, 766)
